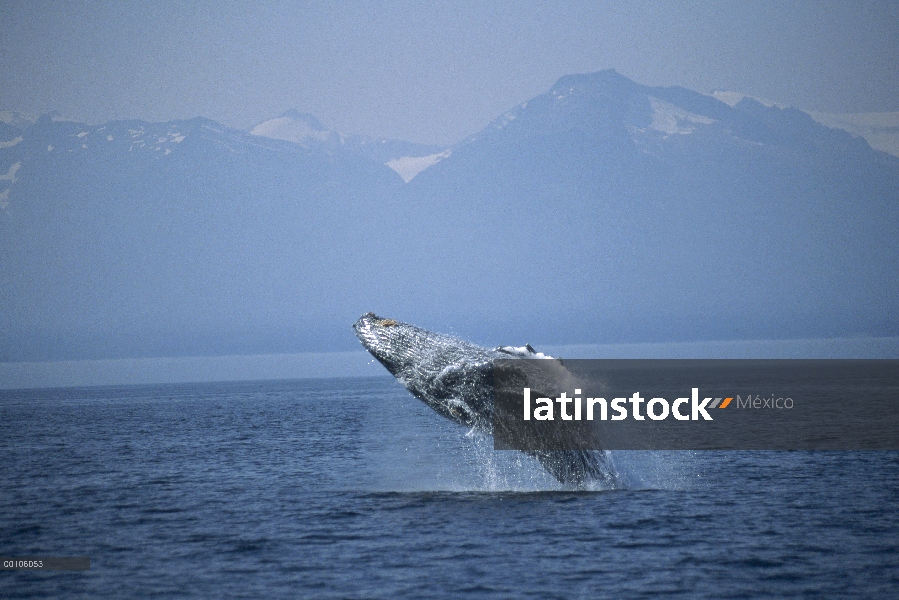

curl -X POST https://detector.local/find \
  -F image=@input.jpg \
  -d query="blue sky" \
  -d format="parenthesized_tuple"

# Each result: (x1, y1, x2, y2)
(2, 1, 897, 145)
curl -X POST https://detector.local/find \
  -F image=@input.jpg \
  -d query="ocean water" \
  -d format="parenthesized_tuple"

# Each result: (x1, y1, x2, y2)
(1, 377, 897, 598)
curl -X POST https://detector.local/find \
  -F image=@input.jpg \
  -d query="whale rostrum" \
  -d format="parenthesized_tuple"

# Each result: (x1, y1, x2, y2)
(352, 313, 618, 486)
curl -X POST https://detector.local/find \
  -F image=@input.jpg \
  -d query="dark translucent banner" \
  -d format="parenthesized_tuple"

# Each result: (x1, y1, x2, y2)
(493, 359, 899, 450)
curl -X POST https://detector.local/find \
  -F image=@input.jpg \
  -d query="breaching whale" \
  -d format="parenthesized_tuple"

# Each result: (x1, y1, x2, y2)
(353, 312, 618, 486)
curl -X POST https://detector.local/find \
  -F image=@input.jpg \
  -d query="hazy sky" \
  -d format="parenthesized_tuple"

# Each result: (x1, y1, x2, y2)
(2, 1, 897, 146)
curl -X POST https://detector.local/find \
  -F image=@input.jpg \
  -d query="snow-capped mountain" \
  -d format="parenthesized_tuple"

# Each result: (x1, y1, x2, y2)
(393, 70, 899, 344)
(0, 113, 406, 360)
(249, 110, 446, 181)
(2, 70, 897, 362)
(422, 70, 881, 170)
(250, 110, 338, 145)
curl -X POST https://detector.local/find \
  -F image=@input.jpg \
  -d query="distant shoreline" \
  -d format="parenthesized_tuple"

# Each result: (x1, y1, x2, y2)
(2, 337, 898, 390)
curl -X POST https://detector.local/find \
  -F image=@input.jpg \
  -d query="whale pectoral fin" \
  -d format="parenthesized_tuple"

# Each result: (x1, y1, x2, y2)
(495, 345, 540, 357)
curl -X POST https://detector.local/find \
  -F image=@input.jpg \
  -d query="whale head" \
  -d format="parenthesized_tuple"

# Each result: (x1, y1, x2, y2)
(352, 312, 498, 428)
(353, 312, 416, 376)
(352, 312, 487, 376)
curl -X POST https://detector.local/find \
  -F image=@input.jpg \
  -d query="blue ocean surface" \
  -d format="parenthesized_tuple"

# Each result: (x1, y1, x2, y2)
(1, 377, 897, 598)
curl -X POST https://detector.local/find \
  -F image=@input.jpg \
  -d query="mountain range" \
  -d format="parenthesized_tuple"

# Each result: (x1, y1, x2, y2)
(2, 70, 897, 361)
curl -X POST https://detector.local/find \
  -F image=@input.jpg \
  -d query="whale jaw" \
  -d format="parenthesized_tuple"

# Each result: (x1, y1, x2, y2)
(352, 312, 497, 430)
(352, 312, 406, 376)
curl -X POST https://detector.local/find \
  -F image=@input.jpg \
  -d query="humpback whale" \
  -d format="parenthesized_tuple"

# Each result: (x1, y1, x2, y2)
(353, 313, 618, 487)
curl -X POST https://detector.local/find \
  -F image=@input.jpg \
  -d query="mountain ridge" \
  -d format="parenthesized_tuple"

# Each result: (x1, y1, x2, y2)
(2, 71, 897, 361)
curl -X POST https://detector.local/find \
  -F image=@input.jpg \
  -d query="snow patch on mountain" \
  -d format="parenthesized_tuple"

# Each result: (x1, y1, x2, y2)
(647, 97, 715, 136)
(492, 110, 520, 131)
(251, 110, 446, 175)
(0, 161, 20, 211)
(552, 86, 576, 101)
(1, 162, 21, 182)
(115, 126, 188, 153)
(712, 91, 785, 108)
(0, 111, 38, 128)
(0, 136, 23, 149)
(386, 150, 451, 182)
(250, 111, 333, 145)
